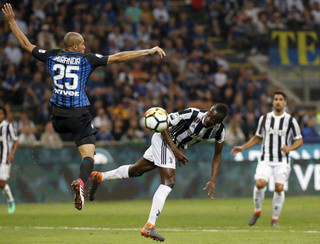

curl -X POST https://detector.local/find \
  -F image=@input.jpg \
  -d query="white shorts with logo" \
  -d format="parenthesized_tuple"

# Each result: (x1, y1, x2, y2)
(254, 161, 291, 185)
(0, 163, 11, 181)
(143, 133, 176, 169)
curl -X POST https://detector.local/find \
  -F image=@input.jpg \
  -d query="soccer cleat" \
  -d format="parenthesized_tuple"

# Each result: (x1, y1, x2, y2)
(89, 171, 102, 201)
(141, 222, 165, 242)
(71, 179, 85, 210)
(248, 210, 261, 226)
(271, 219, 279, 227)
(8, 201, 15, 214)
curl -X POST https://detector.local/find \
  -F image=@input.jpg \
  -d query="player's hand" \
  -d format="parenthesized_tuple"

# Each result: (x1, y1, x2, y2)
(7, 153, 14, 163)
(231, 146, 243, 156)
(148, 46, 166, 58)
(203, 180, 216, 199)
(281, 145, 290, 154)
(2, 3, 15, 22)
(172, 148, 188, 167)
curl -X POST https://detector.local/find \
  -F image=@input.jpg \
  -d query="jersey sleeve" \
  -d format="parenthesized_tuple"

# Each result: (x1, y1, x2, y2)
(255, 115, 265, 137)
(169, 108, 195, 126)
(86, 53, 109, 68)
(32, 47, 59, 62)
(214, 124, 226, 143)
(8, 123, 18, 141)
(291, 117, 302, 140)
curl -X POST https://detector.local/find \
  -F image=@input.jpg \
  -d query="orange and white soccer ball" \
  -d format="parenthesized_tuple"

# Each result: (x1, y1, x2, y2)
(143, 107, 169, 132)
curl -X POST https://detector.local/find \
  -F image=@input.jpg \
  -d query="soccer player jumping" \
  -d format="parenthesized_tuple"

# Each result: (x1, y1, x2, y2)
(2, 3, 166, 211)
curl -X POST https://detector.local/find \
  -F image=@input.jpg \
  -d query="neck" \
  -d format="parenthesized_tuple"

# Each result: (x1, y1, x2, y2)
(274, 110, 284, 116)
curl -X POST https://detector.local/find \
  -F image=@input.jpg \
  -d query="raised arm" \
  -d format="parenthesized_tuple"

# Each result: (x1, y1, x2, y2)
(107, 46, 166, 64)
(203, 142, 224, 199)
(231, 135, 262, 156)
(2, 3, 36, 53)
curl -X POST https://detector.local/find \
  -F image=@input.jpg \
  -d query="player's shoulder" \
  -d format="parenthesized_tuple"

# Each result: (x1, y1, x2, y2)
(34, 47, 61, 55)
(85, 53, 105, 59)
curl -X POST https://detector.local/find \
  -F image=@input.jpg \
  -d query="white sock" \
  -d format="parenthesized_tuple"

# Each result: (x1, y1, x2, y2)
(147, 184, 172, 226)
(272, 191, 285, 220)
(253, 186, 266, 211)
(2, 184, 14, 202)
(102, 165, 130, 181)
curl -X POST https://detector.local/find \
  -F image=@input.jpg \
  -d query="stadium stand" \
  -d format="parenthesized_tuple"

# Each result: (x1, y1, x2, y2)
(0, 0, 319, 144)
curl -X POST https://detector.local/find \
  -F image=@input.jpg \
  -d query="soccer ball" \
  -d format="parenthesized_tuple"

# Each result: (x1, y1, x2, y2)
(143, 107, 169, 132)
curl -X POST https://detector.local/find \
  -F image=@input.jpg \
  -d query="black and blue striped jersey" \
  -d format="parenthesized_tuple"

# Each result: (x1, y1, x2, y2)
(32, 47, 108, 108)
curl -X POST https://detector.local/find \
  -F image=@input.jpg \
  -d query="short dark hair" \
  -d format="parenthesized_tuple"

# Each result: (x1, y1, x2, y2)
(211, 103, 228, 120)
(0, 106, 7, 117)
(273, 91, 286, 100)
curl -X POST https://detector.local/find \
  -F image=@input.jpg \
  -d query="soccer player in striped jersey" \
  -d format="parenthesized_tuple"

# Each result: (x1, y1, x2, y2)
(2, 3, 166, 211)
(231, 91, 303, 226)
(89, 104, 228, 242)
(0, 107, 18, 214)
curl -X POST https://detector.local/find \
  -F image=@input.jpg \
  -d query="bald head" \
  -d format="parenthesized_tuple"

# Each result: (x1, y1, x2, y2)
(63, 32, 85, 52)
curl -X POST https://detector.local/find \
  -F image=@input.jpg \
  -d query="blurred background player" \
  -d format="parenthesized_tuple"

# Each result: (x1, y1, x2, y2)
(231, 91, 303, 226)
(2, 3, 166, 211)
(0, 106, 18, 214)
(90, 104, 228, 241)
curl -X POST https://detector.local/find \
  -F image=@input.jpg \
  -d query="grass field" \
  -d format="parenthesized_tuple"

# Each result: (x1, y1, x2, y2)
(0, 196, 319, 244)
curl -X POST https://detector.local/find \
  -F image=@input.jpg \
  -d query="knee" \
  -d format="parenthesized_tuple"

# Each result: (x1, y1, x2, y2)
(163, 176, 175, 189)
(275, 184, 284, 193)
(0, 181, 6, 189)
(256, 179, 267, 189)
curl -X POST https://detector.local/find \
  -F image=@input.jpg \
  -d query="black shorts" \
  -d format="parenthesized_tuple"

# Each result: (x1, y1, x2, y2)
(51, 112, 97, 147)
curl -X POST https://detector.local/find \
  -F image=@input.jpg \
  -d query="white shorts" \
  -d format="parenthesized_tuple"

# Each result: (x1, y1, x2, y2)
(254, 161, 290, 185)
(143, 133, 176, 169)
(0, 163, 11, 181)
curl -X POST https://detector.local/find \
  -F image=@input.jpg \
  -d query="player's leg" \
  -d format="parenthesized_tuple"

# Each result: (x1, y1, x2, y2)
(141, 134, 175, 242)
(141, 167, 174, 242)
(89, 158, 156, 201)
(248, 162, 272, 226)
(71, 113, 97, 210)
(0, 164, 15, 214)
(271, 164, 290, 226)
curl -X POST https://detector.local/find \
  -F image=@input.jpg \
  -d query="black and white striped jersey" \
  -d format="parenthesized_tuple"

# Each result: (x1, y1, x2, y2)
(0, 120, 18, 164)
(168, 108, 225, 149)
(256, 111, 302, 163)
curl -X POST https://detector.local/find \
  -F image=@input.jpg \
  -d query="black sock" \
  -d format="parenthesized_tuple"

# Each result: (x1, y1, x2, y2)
(80, 157, 94, 183)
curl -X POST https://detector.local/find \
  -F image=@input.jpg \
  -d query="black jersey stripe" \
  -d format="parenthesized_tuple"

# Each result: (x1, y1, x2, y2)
(286, 117, 293, 163)
(178, 109, 192, 115)
(269, 116, 275, 161)
(277, 117, 285, 162)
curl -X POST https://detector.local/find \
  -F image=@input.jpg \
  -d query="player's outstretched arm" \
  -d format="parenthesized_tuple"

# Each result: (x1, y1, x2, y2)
(203, 142, 224, 199)
(230, 135, 262, 156)
(107, 46, 166, 64)
(2, 3, 36, 53)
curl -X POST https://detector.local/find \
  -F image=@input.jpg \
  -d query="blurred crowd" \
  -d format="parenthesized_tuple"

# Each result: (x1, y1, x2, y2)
(0, 0, 320, 147)
(206, 0, 320, 55)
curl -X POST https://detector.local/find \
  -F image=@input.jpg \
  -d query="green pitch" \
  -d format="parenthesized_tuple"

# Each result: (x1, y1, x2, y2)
(0, 196, 319, 244)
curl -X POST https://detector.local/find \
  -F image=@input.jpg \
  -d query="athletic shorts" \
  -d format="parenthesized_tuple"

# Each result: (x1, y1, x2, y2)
(51, 112, 97, 147)
(254, 161, 291, 185)
(143, 133, 176, 169)
(0, 163, 11, 181)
